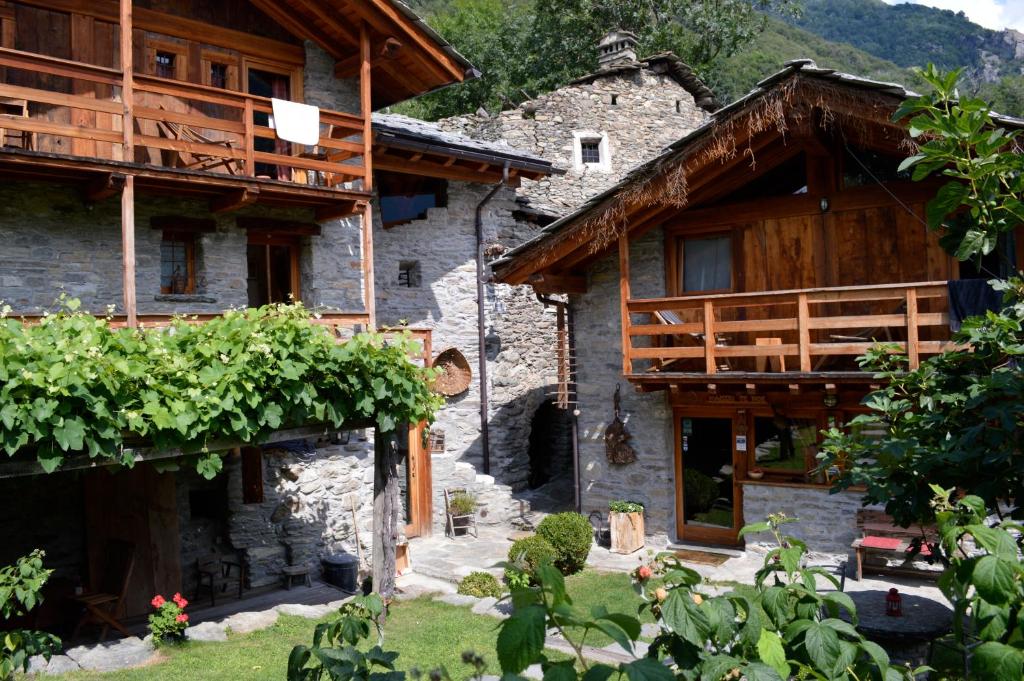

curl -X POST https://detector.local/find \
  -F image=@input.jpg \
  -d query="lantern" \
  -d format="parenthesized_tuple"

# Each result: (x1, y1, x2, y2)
(886, 588, 902, 617)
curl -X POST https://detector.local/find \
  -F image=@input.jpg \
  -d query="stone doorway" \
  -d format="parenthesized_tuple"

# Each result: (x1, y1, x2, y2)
(527, 400, 573, 490)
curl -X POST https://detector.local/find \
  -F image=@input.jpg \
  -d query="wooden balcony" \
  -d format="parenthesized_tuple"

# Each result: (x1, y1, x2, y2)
(623, 281, 956, 385)
(0, 47, 370, 215)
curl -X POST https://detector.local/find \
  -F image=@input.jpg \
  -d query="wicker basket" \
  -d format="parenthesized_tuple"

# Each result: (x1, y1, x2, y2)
(432, 347, 472, 396)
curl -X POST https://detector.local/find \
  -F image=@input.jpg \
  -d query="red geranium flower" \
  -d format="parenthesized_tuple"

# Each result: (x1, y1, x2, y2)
(151, 595, 166, 609)
(173, 593, 188, 608)
(175, 613, 189, 623)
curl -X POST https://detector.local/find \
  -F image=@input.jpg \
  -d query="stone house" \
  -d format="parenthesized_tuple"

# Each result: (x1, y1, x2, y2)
(492, 60, 1024, 553)
(0, 0, 509, 625)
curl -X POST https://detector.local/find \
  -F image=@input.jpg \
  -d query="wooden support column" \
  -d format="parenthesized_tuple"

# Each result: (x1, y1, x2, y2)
(703, 300, 717, 375)
(618, 235, 632, 376)
(905, 288, 919, 369)
(360, 23, 376, 329)
(797, 293, 811, 372)
(243, 98, 255, 176)
(372, 428, 399, 604)
(119, 0, 136, 327)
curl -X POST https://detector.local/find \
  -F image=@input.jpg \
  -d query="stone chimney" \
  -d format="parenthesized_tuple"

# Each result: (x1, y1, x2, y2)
(597, 30, 639, 69)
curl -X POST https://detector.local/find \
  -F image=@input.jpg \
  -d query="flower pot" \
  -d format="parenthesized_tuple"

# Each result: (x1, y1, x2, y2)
(609, 511, 645, 554)
(747, 470, 764, 480)
(452, 516, 471, 536)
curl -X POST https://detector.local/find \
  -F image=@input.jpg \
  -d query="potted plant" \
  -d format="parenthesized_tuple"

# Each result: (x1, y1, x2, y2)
(748, 466, 765, 480)
(449, 491, 477, 535)
(148, 592, 189, 646)
(608, 500, 645, 554)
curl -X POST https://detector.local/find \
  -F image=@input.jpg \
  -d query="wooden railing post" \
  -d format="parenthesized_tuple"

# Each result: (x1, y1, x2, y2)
(119, 0, 136, 328)
(703, 300, 716, 375)
(618, 235, 633, 376)
(243, 97, 255, 176)
(906, 287, 919, 369)
(797, 293, 811, 372)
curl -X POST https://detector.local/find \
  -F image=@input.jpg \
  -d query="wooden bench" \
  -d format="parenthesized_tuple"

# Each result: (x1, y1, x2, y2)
(851, 509, 939, 581)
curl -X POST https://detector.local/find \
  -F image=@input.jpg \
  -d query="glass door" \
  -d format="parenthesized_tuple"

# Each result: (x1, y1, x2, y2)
(676, 416, 740, 545)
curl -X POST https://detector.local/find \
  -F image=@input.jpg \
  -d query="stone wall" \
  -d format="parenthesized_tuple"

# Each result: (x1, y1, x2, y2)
(741, 484, 866, 555)
(0, 181, 364, 314)
(440, 68, 708, 213)
(573, 228, 677, 538)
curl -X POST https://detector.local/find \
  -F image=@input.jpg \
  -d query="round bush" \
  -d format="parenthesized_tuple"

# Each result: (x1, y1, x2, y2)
(536, 512, 593, 575)
(457, 571, 503, 598)
(506, 534, 557, 577)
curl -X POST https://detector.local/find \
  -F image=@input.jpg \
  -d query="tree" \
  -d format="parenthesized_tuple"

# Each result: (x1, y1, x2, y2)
(398, 0, 801, 120)
(820, 65, 1024, 525)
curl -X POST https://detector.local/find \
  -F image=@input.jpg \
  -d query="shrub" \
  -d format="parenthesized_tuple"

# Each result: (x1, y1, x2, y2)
(536, 512, 592, 575)
(505, 535, 557, 585)
(684, 469, 719, 512)
(1, 550, 60, 679)
(458, 571, 503, 599)
(504, 568, 531, 591)
(609, 500, 644, 514)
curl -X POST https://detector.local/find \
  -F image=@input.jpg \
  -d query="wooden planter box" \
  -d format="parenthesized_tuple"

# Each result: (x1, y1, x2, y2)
(609, 511, 645, 554)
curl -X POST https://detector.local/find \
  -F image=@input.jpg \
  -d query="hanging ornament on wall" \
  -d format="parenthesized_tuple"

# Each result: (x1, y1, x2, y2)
(605, 384, 637, 465)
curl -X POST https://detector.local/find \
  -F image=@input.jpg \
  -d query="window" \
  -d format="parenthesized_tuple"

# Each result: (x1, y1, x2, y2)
(680, 235, 731, 292)
(675, 100, 681, 114)
(377, 171, 447, 228)
(398, 261, 421, 288)
(155, 51, 176, 79)
(580, 140, 601, 164)
(160, 232, 196, 294)
(210, 63, 228, 89)
(610, 94, 618, 105)
(202, 51, 239, 91)
(752, 414, 820, 481)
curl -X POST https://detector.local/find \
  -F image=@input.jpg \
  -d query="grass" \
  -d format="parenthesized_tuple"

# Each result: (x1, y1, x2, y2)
(563, 570, 656, 649)
(35, 598, 508, 681)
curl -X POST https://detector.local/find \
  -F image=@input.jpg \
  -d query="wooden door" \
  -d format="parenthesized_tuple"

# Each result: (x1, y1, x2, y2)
(674, 411, 743, 546)
(396, 423, 432, 538)
(83, 465, 181, 618)
(246, 233, 301, 306)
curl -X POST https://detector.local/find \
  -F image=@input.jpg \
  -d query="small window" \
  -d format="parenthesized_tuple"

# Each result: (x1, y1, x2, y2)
(398, 260, 421, 288)
(155, 51, 176, 79)
(377, 171, 447, 228)
(580, 140, 601, 165)
(675, 100, 681, 113)
(610, 94, 618, 105)
(680, 235, 731, 292)
(210, 62, 229, 89)
(160, 232, 196, 295)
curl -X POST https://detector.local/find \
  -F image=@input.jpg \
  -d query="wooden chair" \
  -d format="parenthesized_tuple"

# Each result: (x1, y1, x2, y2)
(195, 553, 245, 606)
(755, 337, 786, 372)
(444, 488, 478, 539)
(72, 539, 135, 642)
(651, 310, 732, 372)
(0, 97, 34, 150)
(155, 106, 239, 175)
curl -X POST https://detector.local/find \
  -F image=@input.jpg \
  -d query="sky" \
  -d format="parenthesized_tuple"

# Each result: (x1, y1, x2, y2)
(883, 0, 1024, 32)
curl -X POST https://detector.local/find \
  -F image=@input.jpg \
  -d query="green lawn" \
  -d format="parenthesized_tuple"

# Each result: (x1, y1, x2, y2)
(563, 570, 656, 648)
(37, 598, 507, 681)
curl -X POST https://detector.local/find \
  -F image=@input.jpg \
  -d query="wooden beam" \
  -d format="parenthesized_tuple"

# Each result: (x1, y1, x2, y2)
(703, 300, 716, 375)
(357, 0, 465, 81)
(618, 235, 632, 376)
(906, 288, 919, 369)
(83, 172, 126, 203)
(373, 154, 508, 185)
(361, 23, 374, 194)
(120, 0, 136, 329)
(315, 201, 360, 222)
(210, 187, 258, 214)
(528, 273, 587, 294)
(236, 216, 321, 236)
(362, 201, 377, 329)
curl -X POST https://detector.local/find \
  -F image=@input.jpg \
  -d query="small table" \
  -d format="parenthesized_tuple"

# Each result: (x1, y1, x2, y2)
(841, 589, 953, 668)
(282, 564, 312, 589)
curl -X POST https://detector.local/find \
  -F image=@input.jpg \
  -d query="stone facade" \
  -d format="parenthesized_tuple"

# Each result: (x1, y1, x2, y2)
(440, 64, 709, 212)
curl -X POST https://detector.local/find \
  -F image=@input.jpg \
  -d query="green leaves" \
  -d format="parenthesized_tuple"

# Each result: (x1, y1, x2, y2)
(497, 605, 547, 673)
(971, 555, 1020, 605)
(0, 303, 442, 479)
(974, 642, 1024, 680)
(756, 629, 789, 679)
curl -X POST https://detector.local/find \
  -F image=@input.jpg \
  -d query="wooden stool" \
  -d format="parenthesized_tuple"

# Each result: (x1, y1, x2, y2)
(282, 564, 312, 589)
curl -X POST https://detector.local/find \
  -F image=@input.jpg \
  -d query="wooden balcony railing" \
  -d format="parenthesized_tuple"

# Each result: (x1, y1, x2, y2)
(623, 281, 956, 377)
(0, 47, 368, 188)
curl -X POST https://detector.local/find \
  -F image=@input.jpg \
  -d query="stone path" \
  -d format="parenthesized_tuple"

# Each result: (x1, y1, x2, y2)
(27, 595, 353, 676)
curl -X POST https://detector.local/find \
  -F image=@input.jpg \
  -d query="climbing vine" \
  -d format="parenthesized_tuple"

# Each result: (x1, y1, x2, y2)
(0, 301, 442, 477)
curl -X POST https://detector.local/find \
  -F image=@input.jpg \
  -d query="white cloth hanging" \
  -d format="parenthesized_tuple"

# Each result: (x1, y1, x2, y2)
(270, 98, 320, 145)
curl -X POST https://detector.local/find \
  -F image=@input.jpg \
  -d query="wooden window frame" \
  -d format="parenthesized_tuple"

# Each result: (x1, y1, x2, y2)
(666, 229, 736, 297)
(145, 38, 189, 81)
(201, 49, 240, 91)
(242, 56, 304, 103)
(246, 232, 302, 304)
(159, 231, 197, 295)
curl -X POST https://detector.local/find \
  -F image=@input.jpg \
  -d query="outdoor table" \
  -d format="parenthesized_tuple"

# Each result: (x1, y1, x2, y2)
(840, 589, 953, 668)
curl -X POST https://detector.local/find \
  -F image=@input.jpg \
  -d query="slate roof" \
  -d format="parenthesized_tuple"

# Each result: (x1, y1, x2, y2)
(373, 113, 563, 176)
(388, 0, 479, 83)
(492, 59, 1024, 275)
(570, 52, 720, 112)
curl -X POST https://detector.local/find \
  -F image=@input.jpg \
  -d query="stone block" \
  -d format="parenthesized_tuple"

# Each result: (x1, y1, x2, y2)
(222, 609, 279, 634)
